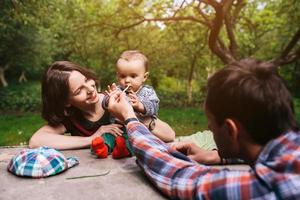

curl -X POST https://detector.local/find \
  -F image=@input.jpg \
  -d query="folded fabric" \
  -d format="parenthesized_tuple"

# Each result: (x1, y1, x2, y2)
(7, 146, 79, 178)
(175, 130, 217, 150)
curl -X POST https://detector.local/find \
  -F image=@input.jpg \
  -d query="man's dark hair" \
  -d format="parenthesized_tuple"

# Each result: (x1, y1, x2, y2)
(206, 58, 299, 145)
(41, 61, 98, 126)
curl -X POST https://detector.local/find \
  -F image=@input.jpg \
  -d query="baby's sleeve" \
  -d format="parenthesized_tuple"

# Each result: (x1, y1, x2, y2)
(138, 86, 159, 117)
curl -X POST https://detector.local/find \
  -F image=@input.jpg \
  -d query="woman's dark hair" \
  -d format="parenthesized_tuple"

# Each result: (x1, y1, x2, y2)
(206, 58, 299, 145)
(41, 61, 98, 126)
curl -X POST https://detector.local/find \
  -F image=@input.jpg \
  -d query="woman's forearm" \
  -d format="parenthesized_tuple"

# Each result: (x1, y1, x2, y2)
(29, 132, 90, 150)
(29, 125, 91, 150)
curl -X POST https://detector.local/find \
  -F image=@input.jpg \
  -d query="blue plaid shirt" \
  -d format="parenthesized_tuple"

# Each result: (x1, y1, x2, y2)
(127, 121, 300, 199)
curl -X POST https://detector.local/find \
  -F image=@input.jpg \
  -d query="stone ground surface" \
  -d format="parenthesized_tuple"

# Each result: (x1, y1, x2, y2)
(0, 147, 250, 200)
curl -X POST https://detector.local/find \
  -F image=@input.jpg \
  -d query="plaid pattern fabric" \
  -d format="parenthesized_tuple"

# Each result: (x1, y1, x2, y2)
(7, 146, 79, 178)
(127, 121, 300, 200)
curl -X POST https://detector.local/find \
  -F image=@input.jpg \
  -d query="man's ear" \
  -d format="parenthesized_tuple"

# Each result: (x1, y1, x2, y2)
(143, 72, 149, 81)
(224, 119, 239, 141)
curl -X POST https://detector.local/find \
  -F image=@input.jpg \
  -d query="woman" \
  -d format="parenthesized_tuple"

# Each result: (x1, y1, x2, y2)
(29, 61, 175, 151)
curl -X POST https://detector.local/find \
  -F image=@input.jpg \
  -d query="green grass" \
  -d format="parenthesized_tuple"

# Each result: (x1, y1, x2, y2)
(159, 107, 207, 136)
(0, 114, 45, 146)
(0, 99, 299, 146)
(0, 108, 205, 146)
(294, 98, 300, 125)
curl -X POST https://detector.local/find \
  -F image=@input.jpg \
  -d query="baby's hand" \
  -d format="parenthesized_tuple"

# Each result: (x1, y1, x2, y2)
(128, 91, 145, 113)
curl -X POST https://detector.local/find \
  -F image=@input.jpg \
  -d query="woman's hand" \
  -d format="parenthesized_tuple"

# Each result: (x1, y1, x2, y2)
(91, 123, 124, 138)
(170, 142, 221, 165)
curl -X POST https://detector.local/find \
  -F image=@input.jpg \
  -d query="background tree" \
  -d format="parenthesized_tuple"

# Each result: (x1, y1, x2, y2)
(1, 0, 299, 98)
(115, 0, 300, 66)
(0, 0, 59, 86)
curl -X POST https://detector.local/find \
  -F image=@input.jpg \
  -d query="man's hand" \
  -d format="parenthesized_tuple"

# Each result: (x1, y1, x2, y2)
(170, 142, 221, 165)
(107, 91, 137, 122)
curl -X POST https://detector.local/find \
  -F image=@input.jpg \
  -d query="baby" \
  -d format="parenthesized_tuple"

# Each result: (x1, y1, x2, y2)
(91, 50, 175, 159)
(114, 50, 159, 130)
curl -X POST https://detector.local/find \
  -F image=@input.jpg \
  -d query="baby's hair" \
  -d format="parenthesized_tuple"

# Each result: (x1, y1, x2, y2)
(118, 50, 149, 71)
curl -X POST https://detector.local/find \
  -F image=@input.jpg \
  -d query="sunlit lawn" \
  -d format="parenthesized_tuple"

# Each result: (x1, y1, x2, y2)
(1, 100, 299, 147)
(159, 107, 207, 135)
(0, 108, 207, 146)
(0, 114, 45, 146)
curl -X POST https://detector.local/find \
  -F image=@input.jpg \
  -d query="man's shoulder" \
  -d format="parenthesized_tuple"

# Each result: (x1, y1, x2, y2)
(278, 131, 300, 145)
(258, 131, 300, 163)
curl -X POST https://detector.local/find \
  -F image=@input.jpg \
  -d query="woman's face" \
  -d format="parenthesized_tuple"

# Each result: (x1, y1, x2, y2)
(67, 70, 99, 109)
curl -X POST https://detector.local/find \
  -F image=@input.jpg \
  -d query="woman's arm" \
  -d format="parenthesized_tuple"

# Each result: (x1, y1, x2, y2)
(29, 124, 93, 150)
(29, 122, 125, 150)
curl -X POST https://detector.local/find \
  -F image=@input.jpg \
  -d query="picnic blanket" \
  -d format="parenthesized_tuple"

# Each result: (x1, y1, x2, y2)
(175, 130, 216, 150)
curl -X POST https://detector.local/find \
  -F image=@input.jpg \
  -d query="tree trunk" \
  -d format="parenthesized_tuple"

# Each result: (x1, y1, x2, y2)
(0, 66, 8, 87)
(18, 71, 28, 83)
(206, 53, 215, 79)
(293, 62, 300, 96)
(187, 55, 197, 104)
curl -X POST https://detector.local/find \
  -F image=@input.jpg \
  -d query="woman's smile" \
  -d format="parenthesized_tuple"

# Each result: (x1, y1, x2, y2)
(87, 90, 98, 103)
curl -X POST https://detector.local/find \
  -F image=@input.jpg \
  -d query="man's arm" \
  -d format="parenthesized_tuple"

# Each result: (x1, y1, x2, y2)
(172, 142, 246, 165)
(108, 91, 271, 199)
(126, 122, 269, 199)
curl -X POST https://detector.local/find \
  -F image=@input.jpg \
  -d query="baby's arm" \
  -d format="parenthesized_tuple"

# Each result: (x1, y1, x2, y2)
(134, 86, 159, 117)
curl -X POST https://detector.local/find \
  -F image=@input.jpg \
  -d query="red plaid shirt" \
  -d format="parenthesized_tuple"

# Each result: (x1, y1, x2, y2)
(127, 121, 300, 199)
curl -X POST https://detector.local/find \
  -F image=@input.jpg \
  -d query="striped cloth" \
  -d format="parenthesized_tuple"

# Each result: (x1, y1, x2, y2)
(127, 121, 300, 199)
(7, 146, 79, 178)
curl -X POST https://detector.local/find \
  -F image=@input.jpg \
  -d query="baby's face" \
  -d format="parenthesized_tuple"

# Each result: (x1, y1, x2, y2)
(117, 59, 148, 92)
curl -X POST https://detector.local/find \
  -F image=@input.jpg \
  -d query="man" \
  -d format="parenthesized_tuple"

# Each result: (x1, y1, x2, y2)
(108, 58, 300, 199)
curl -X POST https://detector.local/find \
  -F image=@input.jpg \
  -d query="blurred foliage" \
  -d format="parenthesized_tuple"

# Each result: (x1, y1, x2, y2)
(157, 89, 203, 108)
(0, 81, 203, 112)
(1, 0, 299, 147)
(0, 0, 299, 100)
(1, 99, 299, 146)
(0, 81, 41, 112)
(0, 107, 205, 146)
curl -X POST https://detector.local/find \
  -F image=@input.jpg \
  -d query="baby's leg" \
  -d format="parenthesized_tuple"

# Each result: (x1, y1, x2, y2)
(112, 135, 131, 159)
(102, 133, 116, 153)
(141, 117, 176, 143)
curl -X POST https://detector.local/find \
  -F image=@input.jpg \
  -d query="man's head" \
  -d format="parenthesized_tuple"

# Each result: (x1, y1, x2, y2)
(205, 58, 298, 158)
(116, 50, 149, 92)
